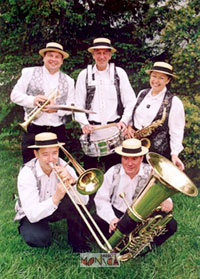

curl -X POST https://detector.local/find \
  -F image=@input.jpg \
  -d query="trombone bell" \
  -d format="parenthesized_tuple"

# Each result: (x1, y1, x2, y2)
(77, 168, 104, 195)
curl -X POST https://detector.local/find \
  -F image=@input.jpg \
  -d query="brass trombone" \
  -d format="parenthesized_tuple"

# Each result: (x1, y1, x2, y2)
(19, 89, 59, 132)
(52, 144, 113, 252)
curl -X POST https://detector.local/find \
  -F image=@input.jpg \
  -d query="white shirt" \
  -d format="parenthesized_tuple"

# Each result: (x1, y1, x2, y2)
(133, 87, 185, 155)
(94, 163, 150, 224)
(75, 64, 136, 126)
(14, 158, 89, 222)
(10, 66, 75, 126)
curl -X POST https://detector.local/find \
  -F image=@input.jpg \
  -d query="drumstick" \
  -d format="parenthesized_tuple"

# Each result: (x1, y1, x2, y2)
(93, 123, 118, 131)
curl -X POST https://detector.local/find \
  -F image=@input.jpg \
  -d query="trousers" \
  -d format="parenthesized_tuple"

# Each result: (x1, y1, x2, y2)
(92, 207, 177, 252)
(18, 195, 90, 252)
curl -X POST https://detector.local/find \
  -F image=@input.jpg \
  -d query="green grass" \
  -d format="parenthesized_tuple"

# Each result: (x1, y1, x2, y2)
(0, 142, 199, 279)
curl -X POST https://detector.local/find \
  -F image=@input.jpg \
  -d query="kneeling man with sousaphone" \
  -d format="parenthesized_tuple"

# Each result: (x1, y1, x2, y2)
(92, 138, 198, 260)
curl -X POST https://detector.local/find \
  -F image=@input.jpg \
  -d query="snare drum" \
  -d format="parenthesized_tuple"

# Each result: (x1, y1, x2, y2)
(80, 126, 122, 157)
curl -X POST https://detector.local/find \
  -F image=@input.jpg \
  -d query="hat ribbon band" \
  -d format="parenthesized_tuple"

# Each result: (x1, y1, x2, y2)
(122, 147, 142, 154)
(151, 66, 172, 74)
(93, 42, 111, 47)
(35, 139, 59, 146)
(45, 46, 63, 51)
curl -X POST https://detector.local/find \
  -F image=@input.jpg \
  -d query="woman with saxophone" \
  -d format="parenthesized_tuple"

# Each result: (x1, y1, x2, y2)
(127, 62, 185, 171)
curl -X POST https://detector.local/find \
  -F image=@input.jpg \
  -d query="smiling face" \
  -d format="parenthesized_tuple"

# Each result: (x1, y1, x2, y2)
(43, 51, 63, 74)
(150, 71, 171, 95)
(121, 155, 144, 179)
(34, 146, 59, 175)
(92, 49, 112, 71)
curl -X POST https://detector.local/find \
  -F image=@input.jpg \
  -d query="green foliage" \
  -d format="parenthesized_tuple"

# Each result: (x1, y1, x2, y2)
(160, 1, 200, 97)
(181, 95, 200, 168)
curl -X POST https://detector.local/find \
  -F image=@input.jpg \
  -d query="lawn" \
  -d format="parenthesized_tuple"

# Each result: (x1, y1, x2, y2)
(0, 142, 199, 279)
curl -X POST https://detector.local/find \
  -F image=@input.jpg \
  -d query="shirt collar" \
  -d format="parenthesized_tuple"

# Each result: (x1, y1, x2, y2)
(43, 65, 59, 77)
(36, 159, 48, 178)
(149, 87, 167, 100)
(93, 63, 109, 74)
(120, 162, 147, 180)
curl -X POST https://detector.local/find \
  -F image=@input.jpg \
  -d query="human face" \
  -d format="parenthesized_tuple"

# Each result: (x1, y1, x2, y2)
(92, 49, 112, 71)
(34, 146, 59, 175)
(43, 51, 63, 74)
(121, 155, 143, 179)
(150, 71, 170, 95)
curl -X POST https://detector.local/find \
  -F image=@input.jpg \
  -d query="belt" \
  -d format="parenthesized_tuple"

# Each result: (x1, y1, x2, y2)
(89, 118, 120, 125)
(29, 123, 64, 131)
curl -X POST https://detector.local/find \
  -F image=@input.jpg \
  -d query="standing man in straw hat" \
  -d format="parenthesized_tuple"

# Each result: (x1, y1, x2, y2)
(11, 42, 74, 163)
(126, 61, 185, 170)
(14, 132, 89, 252)
(93, 138, 177, 252)
(75, 37, 136, 171)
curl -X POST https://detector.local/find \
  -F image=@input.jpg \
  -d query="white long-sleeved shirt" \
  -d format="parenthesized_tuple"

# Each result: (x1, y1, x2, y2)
(10, 66, 75, 126)
(75, 64, 136, 126)
(133, 87, 185, 155)
(14, 158, 89, 223)
(94, 163, 151, 224)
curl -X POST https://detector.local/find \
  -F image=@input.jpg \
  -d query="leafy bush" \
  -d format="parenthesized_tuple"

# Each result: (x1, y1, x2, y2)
(181, 95, 200, 168)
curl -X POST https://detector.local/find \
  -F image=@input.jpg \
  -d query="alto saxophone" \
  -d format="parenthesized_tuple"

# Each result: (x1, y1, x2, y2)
(134, 107, 166, 139)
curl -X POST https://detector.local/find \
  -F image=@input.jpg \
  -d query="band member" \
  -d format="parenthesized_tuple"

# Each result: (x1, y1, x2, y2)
(75, 37, 136, 171)
(93, 139, 177, 252)
(126, 62, 185, 171)
(10, 42, 74, 163)
(14, 132, 89, 252)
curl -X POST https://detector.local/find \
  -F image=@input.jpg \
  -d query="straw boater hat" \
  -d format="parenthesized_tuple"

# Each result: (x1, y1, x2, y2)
(39, 42, 69, 59)
(28, 132, 65, 148)
(115, 139, 148, 157)
(88, 38, 116, 53)
(146, 61, 177, 78)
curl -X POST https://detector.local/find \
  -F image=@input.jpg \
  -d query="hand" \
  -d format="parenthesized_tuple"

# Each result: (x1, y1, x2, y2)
(160, 198, 173, 213)
(109, 217, 120, 234)
(82, 124, 95, 134)
(54, 165, 76, 186)
(117, 121, 127, 133)
(34, 95, 47, 107)
(52, 182, 67, 206)
(42, 99, 58, 113)
(124, 125, 135, 139)
(52, 166, 76, 205)
(171, 154, 185, 171)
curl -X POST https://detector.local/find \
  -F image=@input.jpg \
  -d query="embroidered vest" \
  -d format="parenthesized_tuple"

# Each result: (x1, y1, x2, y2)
(111, 163, 152, 203)
(14, 158, 62, 221)
(132, 89, 173, 159)
(25, 66, 69, 122)
(85, 63, 124, 117)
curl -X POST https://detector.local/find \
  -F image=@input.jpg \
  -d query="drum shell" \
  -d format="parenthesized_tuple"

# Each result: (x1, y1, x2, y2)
(80, 126, 122, 157)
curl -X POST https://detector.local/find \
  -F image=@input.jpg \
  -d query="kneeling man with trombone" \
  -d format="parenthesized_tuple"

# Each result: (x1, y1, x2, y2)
(14, 132, 90, 252)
